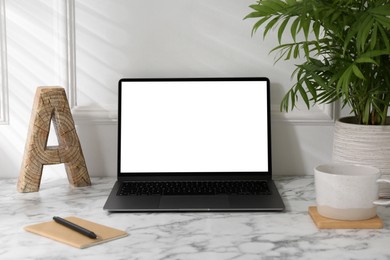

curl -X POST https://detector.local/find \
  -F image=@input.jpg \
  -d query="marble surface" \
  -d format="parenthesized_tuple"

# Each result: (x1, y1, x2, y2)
(1, 176, 390, 260)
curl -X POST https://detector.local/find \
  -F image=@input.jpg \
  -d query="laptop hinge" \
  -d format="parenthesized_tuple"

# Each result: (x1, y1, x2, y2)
(117, 174, 272, 182)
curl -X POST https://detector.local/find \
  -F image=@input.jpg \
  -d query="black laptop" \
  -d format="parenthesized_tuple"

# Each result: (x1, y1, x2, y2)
(103, 78, 285, 211)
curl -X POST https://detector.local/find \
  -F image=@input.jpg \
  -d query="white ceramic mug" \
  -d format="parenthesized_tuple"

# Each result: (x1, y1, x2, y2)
(314, 164, 390, 220)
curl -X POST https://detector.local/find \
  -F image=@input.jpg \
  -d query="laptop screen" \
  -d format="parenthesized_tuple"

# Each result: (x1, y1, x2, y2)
(119, 78, 270, 174)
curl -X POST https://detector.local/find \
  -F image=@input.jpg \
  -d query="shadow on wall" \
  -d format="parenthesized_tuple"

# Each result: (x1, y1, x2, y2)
(0, 134, 21, 177)
(270, 82, 303, 175)
(270, 83, 334, 175)
(271, 122, 304, 175)
(76, 124, 118, 177)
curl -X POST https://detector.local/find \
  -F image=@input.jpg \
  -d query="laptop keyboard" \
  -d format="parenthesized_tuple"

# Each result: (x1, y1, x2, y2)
(118, 181, 271, 196)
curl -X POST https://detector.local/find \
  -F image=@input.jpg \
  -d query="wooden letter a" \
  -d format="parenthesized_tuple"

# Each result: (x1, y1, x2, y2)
(17, 87, 91, 192)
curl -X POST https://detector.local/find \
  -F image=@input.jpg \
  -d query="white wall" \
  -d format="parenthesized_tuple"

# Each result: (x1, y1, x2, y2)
(0, 0, 335, 179)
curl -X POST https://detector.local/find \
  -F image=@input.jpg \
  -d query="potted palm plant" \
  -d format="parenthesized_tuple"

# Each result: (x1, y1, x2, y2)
(245, 0, 390, 184)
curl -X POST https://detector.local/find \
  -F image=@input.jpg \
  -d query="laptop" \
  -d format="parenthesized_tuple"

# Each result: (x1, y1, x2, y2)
(103, 77, 285, 211)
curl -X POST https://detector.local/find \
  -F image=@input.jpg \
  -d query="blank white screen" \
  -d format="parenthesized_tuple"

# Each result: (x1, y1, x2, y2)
(120, 80, 269, 172)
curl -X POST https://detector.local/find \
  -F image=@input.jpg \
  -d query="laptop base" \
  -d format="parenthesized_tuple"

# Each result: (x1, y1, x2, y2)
(103, 180, 285, 212)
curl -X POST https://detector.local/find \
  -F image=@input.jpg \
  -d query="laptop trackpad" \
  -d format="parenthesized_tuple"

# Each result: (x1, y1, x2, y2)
(159, 195, 229, 210)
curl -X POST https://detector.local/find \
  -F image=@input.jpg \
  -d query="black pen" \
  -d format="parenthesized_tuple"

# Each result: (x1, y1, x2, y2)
(53, 216, 97, 239)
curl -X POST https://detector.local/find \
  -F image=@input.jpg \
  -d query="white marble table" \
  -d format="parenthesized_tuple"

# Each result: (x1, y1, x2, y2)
(1, 176, 390, 260)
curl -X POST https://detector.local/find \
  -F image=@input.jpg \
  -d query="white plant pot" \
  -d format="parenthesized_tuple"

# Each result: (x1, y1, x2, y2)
(332, 117, 390, 197)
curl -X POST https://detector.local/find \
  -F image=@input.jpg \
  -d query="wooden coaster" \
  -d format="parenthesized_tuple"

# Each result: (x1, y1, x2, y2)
(308, 206, 384, 229)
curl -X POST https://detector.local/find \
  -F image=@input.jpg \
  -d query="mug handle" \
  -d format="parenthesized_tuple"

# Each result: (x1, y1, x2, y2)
(373, 179, 390, 206)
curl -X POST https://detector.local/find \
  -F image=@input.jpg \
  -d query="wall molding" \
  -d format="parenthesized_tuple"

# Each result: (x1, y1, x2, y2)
(271, 103, 337, 125)
(64, 0, 336, 126)
(65, 0, 117, 125)
(65, 0, 77, 108)
(0, 0, 9, 125)
(71, 106, 117, 124)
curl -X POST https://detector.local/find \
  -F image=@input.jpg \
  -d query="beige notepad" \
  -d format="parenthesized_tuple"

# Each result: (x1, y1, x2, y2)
(24, 216, 128, 249)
